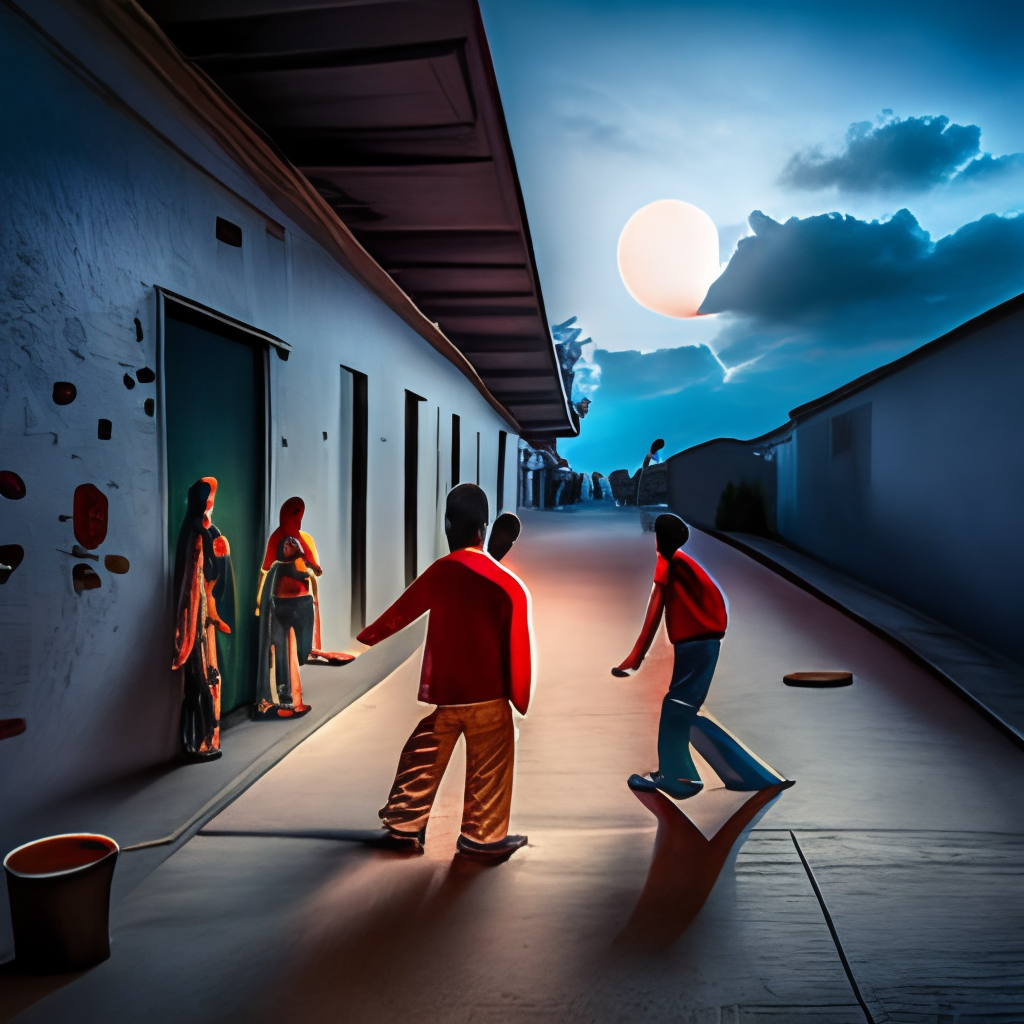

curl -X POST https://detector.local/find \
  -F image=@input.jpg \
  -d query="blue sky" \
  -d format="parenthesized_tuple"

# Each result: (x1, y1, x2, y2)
(478, 0, 1024, 473)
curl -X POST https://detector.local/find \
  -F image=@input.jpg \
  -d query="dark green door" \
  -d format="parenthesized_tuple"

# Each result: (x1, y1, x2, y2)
(164, 309, 266, 715)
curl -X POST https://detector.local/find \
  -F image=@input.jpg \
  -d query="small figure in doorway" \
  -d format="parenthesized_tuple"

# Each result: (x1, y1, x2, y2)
(172, 477, 232, 761)
(255, 534, 315, 718)
(357, 484, 534, 860)
(613, 513, 787, 798)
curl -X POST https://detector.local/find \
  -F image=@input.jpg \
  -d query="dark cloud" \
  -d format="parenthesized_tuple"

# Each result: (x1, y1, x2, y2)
(595, 344, 722, 399)
(563, 208, 1024, 474)
(701, 207, 1023, 320)
(780, 115, 981, 193)
(952, 152, 1024, 186)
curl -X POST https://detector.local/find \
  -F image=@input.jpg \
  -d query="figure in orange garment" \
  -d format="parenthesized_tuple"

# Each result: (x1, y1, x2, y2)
(255, 535, 316, 718)
(613, 513, 786, 799)
(256, 497, 353, 671)
(357, 484, 534, 860)
(172, 477, 232, 762)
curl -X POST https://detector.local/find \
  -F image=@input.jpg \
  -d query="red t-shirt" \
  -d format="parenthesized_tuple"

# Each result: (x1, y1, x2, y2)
(357, 548, 534, 714)
(655, 550, 727, 642)
(618, 548, 727, 671)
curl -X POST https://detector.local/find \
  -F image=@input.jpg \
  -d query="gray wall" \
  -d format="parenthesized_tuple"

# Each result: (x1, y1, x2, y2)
(0, 2, 519, 819)
(666, 437, 780, 530)
(777, 304, 1024, 664)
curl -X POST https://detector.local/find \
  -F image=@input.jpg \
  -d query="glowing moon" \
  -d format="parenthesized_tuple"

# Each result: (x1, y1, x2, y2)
(617, 199, 720, 318)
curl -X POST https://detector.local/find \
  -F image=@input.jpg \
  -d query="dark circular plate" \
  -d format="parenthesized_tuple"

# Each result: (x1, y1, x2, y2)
(783, 671, 853, 688)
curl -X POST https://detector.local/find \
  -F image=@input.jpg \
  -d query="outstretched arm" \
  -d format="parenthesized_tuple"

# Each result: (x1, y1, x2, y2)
(356, 568, 432, 646)
(612, 582, 665, 675)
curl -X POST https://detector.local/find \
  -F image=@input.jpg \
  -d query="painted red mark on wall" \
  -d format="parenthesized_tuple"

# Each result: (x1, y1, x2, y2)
(0, 719, 27, 741)
(73, 484, 108, 549)
(52, 382, 78, 405)
(0, 471, 26, 500)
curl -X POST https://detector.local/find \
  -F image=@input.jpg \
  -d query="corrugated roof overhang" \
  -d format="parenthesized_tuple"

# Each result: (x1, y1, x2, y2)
(135, 0, 577, 437)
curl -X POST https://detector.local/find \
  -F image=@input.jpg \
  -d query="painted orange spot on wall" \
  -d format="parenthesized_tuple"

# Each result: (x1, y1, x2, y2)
(73, 484, 108, 549)
(104, 555, 130, 574)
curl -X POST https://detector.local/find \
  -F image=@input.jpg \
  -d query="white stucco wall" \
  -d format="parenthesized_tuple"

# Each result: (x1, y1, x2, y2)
(776, 304, 1024, 664)
(0, 2, 520, 818)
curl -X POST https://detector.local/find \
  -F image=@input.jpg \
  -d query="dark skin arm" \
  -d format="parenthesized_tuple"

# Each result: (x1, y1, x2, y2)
(612, 581, 665, 676)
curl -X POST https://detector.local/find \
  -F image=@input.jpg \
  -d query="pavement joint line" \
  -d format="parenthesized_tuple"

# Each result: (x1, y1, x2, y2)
(704, 527, 1024, 752)
(790, 830, 875, 1024)
(758, 827, 1024, 836)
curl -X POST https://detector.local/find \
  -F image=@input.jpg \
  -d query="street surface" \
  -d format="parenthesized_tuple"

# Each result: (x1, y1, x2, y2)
(9, 507, 1024, 1023)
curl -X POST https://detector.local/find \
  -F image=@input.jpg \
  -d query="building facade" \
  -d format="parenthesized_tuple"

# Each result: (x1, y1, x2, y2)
(666, 295, 1024, 665)
(0, 0, 569, 819)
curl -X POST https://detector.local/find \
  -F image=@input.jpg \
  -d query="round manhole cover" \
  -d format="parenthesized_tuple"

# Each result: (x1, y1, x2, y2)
(783, 671, 853, 688)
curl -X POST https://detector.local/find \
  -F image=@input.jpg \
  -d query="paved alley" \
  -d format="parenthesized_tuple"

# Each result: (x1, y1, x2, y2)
(6, 507, 1024, 1023)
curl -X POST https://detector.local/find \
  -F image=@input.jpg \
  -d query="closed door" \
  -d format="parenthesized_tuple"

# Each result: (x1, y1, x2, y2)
(164, 309, 266, 715)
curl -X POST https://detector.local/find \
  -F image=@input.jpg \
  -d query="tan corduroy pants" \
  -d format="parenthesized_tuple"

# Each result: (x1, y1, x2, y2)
(379, 698, 515, 843)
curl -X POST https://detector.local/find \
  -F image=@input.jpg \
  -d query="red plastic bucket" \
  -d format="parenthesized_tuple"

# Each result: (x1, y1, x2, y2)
(4, 833, 119, 973)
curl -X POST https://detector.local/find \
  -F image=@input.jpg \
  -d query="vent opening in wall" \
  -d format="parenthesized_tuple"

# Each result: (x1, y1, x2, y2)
(216, 217, 243, 247)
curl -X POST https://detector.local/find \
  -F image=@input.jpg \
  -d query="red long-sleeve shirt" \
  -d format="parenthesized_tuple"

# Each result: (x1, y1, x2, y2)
(619, 549, 727, 670)
(357, 548, 535, 714)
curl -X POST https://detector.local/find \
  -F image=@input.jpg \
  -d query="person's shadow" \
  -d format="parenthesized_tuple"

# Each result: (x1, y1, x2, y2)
(615, 781, 791, 952)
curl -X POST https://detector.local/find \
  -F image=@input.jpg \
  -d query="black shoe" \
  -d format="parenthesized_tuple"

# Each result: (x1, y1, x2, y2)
(627, 773, 703, 800)
(360, 828, 425, 854)
(181, 748, 222, 764)
(456, 834, 528, 859)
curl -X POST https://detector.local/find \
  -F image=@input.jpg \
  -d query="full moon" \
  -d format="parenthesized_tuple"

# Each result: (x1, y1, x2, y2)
(617, 199, 720, 318)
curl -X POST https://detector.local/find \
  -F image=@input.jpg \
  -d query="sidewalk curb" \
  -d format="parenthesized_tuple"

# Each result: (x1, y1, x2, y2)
(703, 527, 1024, 753)
(110, 626, 425, 874)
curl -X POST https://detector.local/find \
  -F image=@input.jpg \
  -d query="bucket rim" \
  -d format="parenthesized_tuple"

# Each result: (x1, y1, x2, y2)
(3, 833, 119, 879)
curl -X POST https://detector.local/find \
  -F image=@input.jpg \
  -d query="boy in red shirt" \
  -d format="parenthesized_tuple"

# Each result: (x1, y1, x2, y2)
(613, 514, 728, 799)
(358, 485, 534, 859)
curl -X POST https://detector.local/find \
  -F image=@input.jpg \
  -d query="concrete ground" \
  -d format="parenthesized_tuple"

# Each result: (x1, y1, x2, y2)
(717, 529, 1024, 746)
(3, 506, 1023, 1023)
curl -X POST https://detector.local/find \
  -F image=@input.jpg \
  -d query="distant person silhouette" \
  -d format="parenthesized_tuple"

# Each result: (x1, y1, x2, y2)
(357, 485, 534, 860)
(486, 511, 522, 562)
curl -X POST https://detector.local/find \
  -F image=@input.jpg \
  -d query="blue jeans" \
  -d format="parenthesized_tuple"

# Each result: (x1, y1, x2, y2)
(657, 639, 720, 787)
